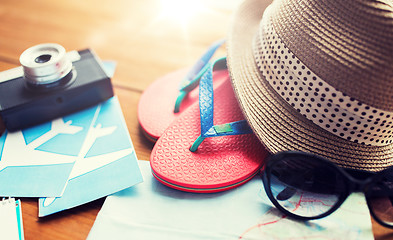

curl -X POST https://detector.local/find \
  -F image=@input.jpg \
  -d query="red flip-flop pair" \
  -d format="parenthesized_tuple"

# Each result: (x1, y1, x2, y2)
(138, 45, 268, 193)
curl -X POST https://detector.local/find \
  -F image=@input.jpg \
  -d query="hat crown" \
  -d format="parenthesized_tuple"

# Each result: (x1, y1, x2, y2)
(227, 0, 393, 171)
(271, 0, 393, 111)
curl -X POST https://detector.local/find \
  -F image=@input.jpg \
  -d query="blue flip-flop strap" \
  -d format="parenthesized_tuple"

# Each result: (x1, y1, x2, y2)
(174, 39, 225, 113)
(199, 61, 214, 134)
(189, 57, 253, 152)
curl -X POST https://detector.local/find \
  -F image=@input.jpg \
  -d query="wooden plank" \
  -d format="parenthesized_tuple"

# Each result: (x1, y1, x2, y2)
(0, 0, 393, 238)
(0, 0, 229, 91)
(21, 197, 104, 240)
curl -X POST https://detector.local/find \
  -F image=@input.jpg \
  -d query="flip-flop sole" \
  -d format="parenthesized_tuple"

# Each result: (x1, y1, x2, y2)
(138, 68, 228, 141)
(150, 77, 268, 193)
(151, 170, 259, 193)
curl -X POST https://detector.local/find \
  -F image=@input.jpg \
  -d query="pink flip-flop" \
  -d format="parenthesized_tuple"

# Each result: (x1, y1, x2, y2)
(138, 40, 226, 142)
(150, 57, 268, 193)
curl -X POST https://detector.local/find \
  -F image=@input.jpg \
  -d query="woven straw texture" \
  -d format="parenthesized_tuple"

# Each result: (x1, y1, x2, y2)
(227, 0, 393, 172)
(272, 0, 393, 111)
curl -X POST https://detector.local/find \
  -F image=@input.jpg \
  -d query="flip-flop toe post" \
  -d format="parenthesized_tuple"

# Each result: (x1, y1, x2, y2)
(138, 40, 225, 142)
(150, 57, 268, 193)
(189, 58, 253, 152)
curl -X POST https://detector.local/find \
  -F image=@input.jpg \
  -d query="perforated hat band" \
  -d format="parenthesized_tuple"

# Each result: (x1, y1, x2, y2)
(253, 5, 393, 147)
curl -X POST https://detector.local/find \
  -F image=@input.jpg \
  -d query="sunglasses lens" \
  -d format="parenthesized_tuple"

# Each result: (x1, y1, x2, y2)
(267, 154, 347, 218)
(366, 175, 393, 227)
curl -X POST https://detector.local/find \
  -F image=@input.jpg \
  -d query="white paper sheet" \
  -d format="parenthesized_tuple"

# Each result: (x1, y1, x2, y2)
(0, 198, 24, 240)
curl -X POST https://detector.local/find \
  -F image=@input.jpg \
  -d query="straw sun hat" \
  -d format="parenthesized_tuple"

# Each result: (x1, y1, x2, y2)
(227, 0, 393, 172)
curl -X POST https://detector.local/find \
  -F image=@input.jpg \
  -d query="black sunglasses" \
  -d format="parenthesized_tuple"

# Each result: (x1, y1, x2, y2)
(261, 151, 393, 228)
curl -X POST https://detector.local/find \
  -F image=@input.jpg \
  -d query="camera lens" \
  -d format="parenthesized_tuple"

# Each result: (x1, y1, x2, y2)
(20, 43, 72, 86)
(34, 54, 52, 63)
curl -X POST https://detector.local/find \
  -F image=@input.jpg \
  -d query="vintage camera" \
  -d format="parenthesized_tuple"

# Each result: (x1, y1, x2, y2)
(0, 43, 114, 132)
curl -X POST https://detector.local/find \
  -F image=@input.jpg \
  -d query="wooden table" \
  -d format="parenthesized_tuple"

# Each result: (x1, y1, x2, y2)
(0, 0, 392, 239)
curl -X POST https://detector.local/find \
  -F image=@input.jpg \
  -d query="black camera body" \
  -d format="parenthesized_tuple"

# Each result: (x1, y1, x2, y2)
(0, 44, 114, 132)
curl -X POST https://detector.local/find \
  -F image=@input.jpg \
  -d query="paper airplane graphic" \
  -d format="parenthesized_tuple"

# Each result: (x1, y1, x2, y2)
(38, 96, 143, 216)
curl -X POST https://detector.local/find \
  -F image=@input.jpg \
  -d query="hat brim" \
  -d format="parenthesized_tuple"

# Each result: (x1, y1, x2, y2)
(226, 0, 393, 172)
